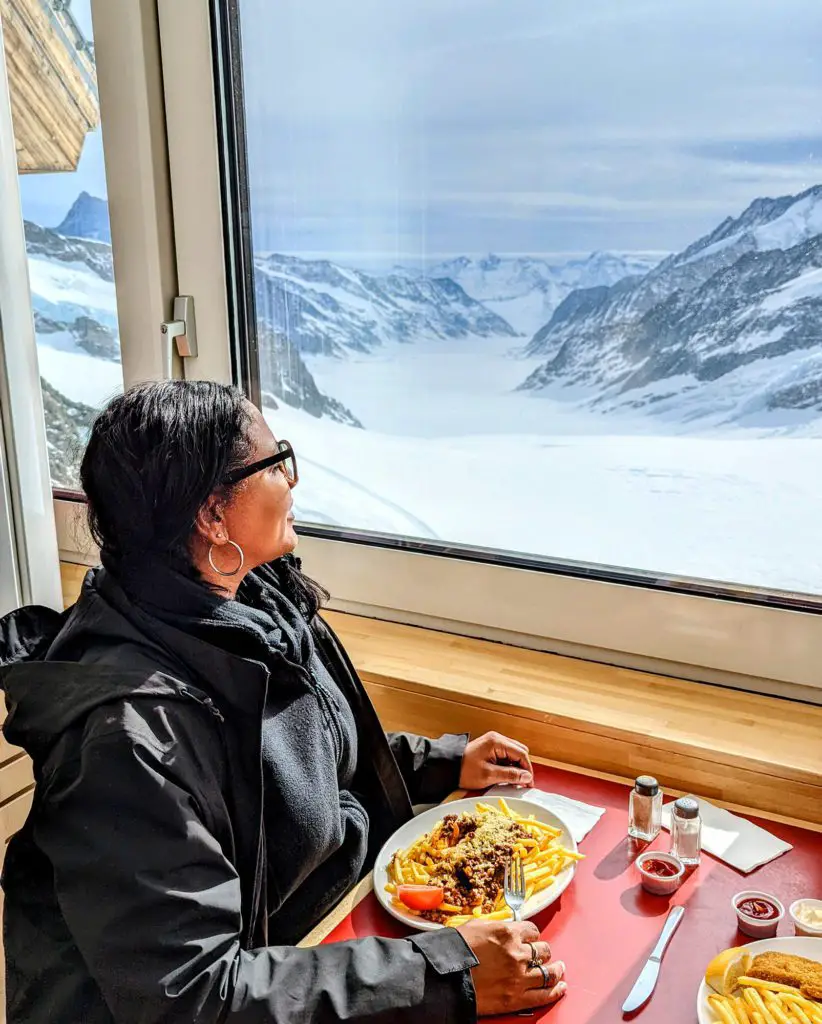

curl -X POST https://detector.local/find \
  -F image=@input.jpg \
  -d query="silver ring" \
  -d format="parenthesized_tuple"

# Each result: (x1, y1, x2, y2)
(536, 963, 551, 990)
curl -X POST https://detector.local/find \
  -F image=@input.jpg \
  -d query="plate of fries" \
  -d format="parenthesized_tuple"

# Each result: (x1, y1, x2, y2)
(699, 937, 822, 1024)
(374, 796, 582, 932)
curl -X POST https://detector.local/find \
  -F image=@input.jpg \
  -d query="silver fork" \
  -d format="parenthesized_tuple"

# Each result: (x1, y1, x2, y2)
(503, 854, 526, 922)
(504, 855, 534, 1017)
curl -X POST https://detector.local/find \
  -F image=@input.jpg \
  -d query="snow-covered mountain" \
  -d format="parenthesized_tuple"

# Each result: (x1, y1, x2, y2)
(55, 191, 112, 244)
(23, 219, 121, 487)
(26, 218, 114, 284)
(254, 252, 518, 357)
(257, 324, 362, 427)
(39, 379, 96, 490)
(27, 198, 361, 486)
(422, 251, 663, 335)
(520, 185, 822, 427)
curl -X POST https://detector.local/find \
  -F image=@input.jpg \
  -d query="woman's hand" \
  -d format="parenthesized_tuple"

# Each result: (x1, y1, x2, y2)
(459, 731, 534, 790)
(458, 920, 566, 1016)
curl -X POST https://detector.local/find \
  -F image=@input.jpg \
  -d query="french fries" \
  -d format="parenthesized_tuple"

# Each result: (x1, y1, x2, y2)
(708, 981, 822, 1024)
(385, 798, 582, 925)
(740, 979, 804, 997)
(709, 994, 741, 1024)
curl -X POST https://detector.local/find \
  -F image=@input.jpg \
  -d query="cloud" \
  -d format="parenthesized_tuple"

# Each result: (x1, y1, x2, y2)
(693, 138, 822, 166)
(238, 0, 822, 256)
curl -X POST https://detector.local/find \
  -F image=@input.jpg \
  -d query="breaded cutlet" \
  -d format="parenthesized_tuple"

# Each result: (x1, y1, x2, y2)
(749, 951, 822, 1000)
(803, 980, 822, 1002)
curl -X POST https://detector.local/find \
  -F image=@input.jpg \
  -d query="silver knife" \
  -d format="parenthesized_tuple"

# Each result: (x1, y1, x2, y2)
(621, 905, 685, 1014)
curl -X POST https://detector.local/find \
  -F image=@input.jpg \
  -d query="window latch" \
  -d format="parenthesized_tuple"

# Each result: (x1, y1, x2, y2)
(161, 296, 198, 360)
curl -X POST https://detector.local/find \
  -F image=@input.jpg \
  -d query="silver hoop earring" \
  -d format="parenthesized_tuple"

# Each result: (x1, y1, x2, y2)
(208, 540, 245, 577)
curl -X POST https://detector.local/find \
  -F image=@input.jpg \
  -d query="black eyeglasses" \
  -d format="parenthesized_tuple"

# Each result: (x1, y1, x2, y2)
(223, 440, 298, 487)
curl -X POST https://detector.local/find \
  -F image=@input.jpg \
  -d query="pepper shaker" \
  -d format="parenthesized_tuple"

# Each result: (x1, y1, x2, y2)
(628, 775, 662, 842)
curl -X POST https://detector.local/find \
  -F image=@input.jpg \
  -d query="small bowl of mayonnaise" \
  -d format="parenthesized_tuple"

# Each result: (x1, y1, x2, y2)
(789, 898, 822, 937)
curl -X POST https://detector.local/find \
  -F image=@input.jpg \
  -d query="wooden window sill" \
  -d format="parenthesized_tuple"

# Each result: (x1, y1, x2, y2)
(324, 611, 822, 826)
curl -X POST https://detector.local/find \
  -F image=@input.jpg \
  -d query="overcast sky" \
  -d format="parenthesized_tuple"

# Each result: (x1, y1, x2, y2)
(18, 0, 822, 266)
(240, 0, 822, 264)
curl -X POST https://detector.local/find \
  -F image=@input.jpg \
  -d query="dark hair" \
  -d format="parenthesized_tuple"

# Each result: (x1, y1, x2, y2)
(81, 380, 251, 573)
(81, 380, 327, 614)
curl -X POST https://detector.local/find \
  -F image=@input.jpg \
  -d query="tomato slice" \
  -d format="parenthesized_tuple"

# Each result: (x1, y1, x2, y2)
(397, 884, 445, 911)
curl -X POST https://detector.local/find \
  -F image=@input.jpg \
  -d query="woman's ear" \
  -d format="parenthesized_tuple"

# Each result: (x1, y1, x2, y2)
(194, 498, 227, 545)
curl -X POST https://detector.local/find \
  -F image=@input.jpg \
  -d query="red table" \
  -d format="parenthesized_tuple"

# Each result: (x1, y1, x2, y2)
(321, 762, 822, 1021)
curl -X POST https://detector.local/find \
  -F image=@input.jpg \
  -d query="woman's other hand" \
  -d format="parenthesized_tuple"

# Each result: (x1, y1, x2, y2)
(458, 731, 534, 789)
(458, 920, 566, 1016)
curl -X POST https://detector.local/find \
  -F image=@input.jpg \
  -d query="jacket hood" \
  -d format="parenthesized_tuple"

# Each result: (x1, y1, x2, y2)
(0, 603, 65, 669)
(0, 569, 197, 763)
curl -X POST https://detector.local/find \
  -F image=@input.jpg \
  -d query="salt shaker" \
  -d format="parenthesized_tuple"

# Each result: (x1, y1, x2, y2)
(670, 797, 702, 865)
(628, 775, 662, 842)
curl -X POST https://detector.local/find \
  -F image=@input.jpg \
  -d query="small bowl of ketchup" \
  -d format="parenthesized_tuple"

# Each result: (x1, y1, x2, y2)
(636, 851, 685, 895)
(733, 891, 784, 938)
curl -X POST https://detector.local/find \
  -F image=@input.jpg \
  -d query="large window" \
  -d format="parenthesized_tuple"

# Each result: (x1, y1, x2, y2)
(230, 0, 822, 599)
(23, 0, 819, 695)
(6, 0, 122, 491)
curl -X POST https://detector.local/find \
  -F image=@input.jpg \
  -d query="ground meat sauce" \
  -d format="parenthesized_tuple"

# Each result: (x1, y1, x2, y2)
(418, 810, 528, 923)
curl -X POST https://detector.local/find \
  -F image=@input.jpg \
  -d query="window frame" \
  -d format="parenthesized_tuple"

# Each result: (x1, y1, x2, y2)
(51, 0, 822, 702)
(90, 0, 178, 386)
(0, 409, 23, 615)
(0, 13, 61, 611)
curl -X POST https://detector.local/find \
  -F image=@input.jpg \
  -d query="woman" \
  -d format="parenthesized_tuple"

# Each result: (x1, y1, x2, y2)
(0, 381, 566, 1023)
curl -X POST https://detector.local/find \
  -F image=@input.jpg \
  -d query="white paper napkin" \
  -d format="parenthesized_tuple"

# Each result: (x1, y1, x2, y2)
(661, 797, 792, 874)
(485, 786, 606, 844)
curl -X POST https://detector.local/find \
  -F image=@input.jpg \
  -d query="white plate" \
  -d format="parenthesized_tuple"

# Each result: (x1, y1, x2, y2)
(374, 796, 578, 932)
(697, 936, 822, 1023)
